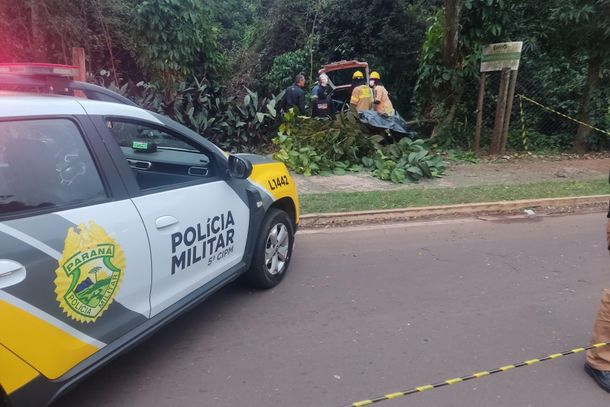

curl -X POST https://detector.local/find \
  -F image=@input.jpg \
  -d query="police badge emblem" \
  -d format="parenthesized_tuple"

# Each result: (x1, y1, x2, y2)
(54, 222, 125, 323)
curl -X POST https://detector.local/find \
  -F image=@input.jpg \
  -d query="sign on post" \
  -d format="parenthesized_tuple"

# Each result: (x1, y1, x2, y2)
(480, 41, 523, 72)
(475, 41, 523, 154)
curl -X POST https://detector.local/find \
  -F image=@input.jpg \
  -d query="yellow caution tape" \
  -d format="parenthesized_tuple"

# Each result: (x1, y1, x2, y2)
(519, 95, 529, 151)
(342, 342, 610, 407)
(518, 94, 610, 137)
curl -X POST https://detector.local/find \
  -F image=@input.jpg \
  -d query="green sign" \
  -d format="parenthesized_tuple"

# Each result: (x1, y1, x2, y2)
(480, 42, 523, 72)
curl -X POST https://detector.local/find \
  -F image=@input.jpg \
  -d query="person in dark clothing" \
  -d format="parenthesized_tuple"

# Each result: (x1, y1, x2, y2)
(312, 74, 334, 118)
(284, 74, 306, 115)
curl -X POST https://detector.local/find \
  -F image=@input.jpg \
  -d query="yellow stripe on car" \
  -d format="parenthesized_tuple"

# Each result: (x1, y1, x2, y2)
(250, 162, 300, 220)
(0, 343, 39, 395)
(0, 300, 99, 380)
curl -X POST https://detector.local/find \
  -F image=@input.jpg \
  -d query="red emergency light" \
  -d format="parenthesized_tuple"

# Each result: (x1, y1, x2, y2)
(0, 63, 79, 77)
(0, 62, 137, 107)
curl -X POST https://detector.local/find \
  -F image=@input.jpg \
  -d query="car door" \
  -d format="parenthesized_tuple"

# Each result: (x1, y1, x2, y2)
(0, 115, 152, 380)
(100, 118, 251, 316)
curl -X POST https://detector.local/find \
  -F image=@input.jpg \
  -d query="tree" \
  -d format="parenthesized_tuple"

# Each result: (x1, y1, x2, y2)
(0, 0, 139, 77)
(550, 0, 610, 152)
(414, 0, 513, 142)
(442, 0, 461, 68)
(315, 0, 435, 116)
(133, 0, 222, 102)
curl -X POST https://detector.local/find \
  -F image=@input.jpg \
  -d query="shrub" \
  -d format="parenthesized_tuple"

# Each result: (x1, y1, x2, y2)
(104, 76, 283, 152)
(273, 110, 379, 176)
(273, 111, 446, 183)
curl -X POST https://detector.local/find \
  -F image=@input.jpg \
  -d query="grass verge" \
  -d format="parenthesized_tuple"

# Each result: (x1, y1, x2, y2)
(299, 178, 609, 214)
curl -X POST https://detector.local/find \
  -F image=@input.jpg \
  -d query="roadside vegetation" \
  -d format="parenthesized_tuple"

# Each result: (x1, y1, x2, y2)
(299, 179, 610, 213)
(273, 110, 446, 183)
(2, 0, 608, 156)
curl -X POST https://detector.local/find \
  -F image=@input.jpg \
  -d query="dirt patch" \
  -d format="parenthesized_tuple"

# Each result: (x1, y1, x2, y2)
(294, 156, 610, 194)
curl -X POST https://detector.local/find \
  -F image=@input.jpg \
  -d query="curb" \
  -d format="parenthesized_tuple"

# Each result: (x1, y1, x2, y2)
(299, 194, 610, 228)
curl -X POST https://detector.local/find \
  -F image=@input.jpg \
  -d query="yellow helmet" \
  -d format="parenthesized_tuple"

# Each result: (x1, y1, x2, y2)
(370, 71, 381, 80)
(352, 70, 364, 79)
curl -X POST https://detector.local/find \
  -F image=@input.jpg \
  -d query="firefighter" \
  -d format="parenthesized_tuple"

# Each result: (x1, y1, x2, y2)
(350, 70, 365, 95)
(349, 70, 372, 113)
(369, 71, 395, 116)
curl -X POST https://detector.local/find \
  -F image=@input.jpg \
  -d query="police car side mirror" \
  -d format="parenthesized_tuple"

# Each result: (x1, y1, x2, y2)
(227, 155, 253, 179)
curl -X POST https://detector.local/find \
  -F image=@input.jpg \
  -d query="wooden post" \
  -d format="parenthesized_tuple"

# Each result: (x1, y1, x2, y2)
(474, 72, 486, 153)
(71, 47, 86, 98)
(71, 47, 86, 81)
(500, 70, 518, 154)
(491, 67, 510, 154)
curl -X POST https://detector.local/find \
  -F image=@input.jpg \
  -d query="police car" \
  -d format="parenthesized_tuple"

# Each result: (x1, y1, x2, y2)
(0, 64, 299, 407)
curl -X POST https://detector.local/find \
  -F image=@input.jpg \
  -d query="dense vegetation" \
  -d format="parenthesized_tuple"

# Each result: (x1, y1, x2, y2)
(1, 0, 608, 155)
(273, 110, 446, 182)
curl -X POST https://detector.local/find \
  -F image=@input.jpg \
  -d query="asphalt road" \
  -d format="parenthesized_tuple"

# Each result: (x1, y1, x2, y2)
(56, 213, 610, 407)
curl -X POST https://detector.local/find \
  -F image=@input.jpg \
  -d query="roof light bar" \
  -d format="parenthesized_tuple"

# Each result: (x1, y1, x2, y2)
(0, 63, 79, 77)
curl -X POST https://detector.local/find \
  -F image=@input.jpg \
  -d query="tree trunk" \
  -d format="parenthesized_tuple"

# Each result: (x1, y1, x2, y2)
(572, 56, 602, 153)
(432, 0, 462, 139)
(490, 68, 510, 154)
(443, 0, 462, 68)
(430, 89, 463, 140)
(30, 0, 46, 60)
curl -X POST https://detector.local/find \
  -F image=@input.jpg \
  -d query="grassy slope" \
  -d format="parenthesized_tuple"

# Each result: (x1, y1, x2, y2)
(300, 179, 609, 214)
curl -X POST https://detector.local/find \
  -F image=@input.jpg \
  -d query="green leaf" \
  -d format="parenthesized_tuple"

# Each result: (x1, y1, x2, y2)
(390, 167, 407, 183)
(267, 103, 277, 117)
(362, 156, 375, 168)
(419, 161, 432, 177)
(398, 138, 413, 149)
(407, 166, 423, 178)
(411, 150, 429, 163)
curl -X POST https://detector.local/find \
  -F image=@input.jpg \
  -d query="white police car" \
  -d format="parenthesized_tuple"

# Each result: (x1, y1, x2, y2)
(0, 64, 299, 407)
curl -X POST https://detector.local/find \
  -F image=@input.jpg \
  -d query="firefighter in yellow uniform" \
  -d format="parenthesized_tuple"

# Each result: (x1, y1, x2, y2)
(349, 70, 372, 112)
(369, 71, 395, 116)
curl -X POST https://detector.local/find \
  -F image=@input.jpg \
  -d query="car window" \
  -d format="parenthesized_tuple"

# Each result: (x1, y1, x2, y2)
(0, 118, 107, 216)
(106, 119, 216, 191)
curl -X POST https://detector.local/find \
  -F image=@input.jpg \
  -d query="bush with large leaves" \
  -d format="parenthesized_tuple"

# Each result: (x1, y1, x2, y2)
(273, 111, 445, 183)
(107, 77, 283, 152)
(172, 79, 285, 152)
(273, 110, 381, 176)
(369, 138, 446, 183)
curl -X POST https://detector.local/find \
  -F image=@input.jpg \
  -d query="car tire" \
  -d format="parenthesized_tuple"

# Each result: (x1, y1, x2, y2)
(0, 385, 7, 407)
(244, 208, 294, 289)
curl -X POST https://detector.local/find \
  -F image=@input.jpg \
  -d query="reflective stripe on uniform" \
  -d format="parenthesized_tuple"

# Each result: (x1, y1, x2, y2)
(350, 85, 373, 112)
(373, 86, 394, 115)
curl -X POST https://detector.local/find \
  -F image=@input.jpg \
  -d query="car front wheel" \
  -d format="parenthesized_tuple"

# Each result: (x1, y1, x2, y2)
(245, 208, 294, 289)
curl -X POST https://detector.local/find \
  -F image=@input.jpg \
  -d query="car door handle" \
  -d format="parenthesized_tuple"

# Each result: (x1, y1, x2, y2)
(155, 216, 178, 230)
(0, 259, 26, 289)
